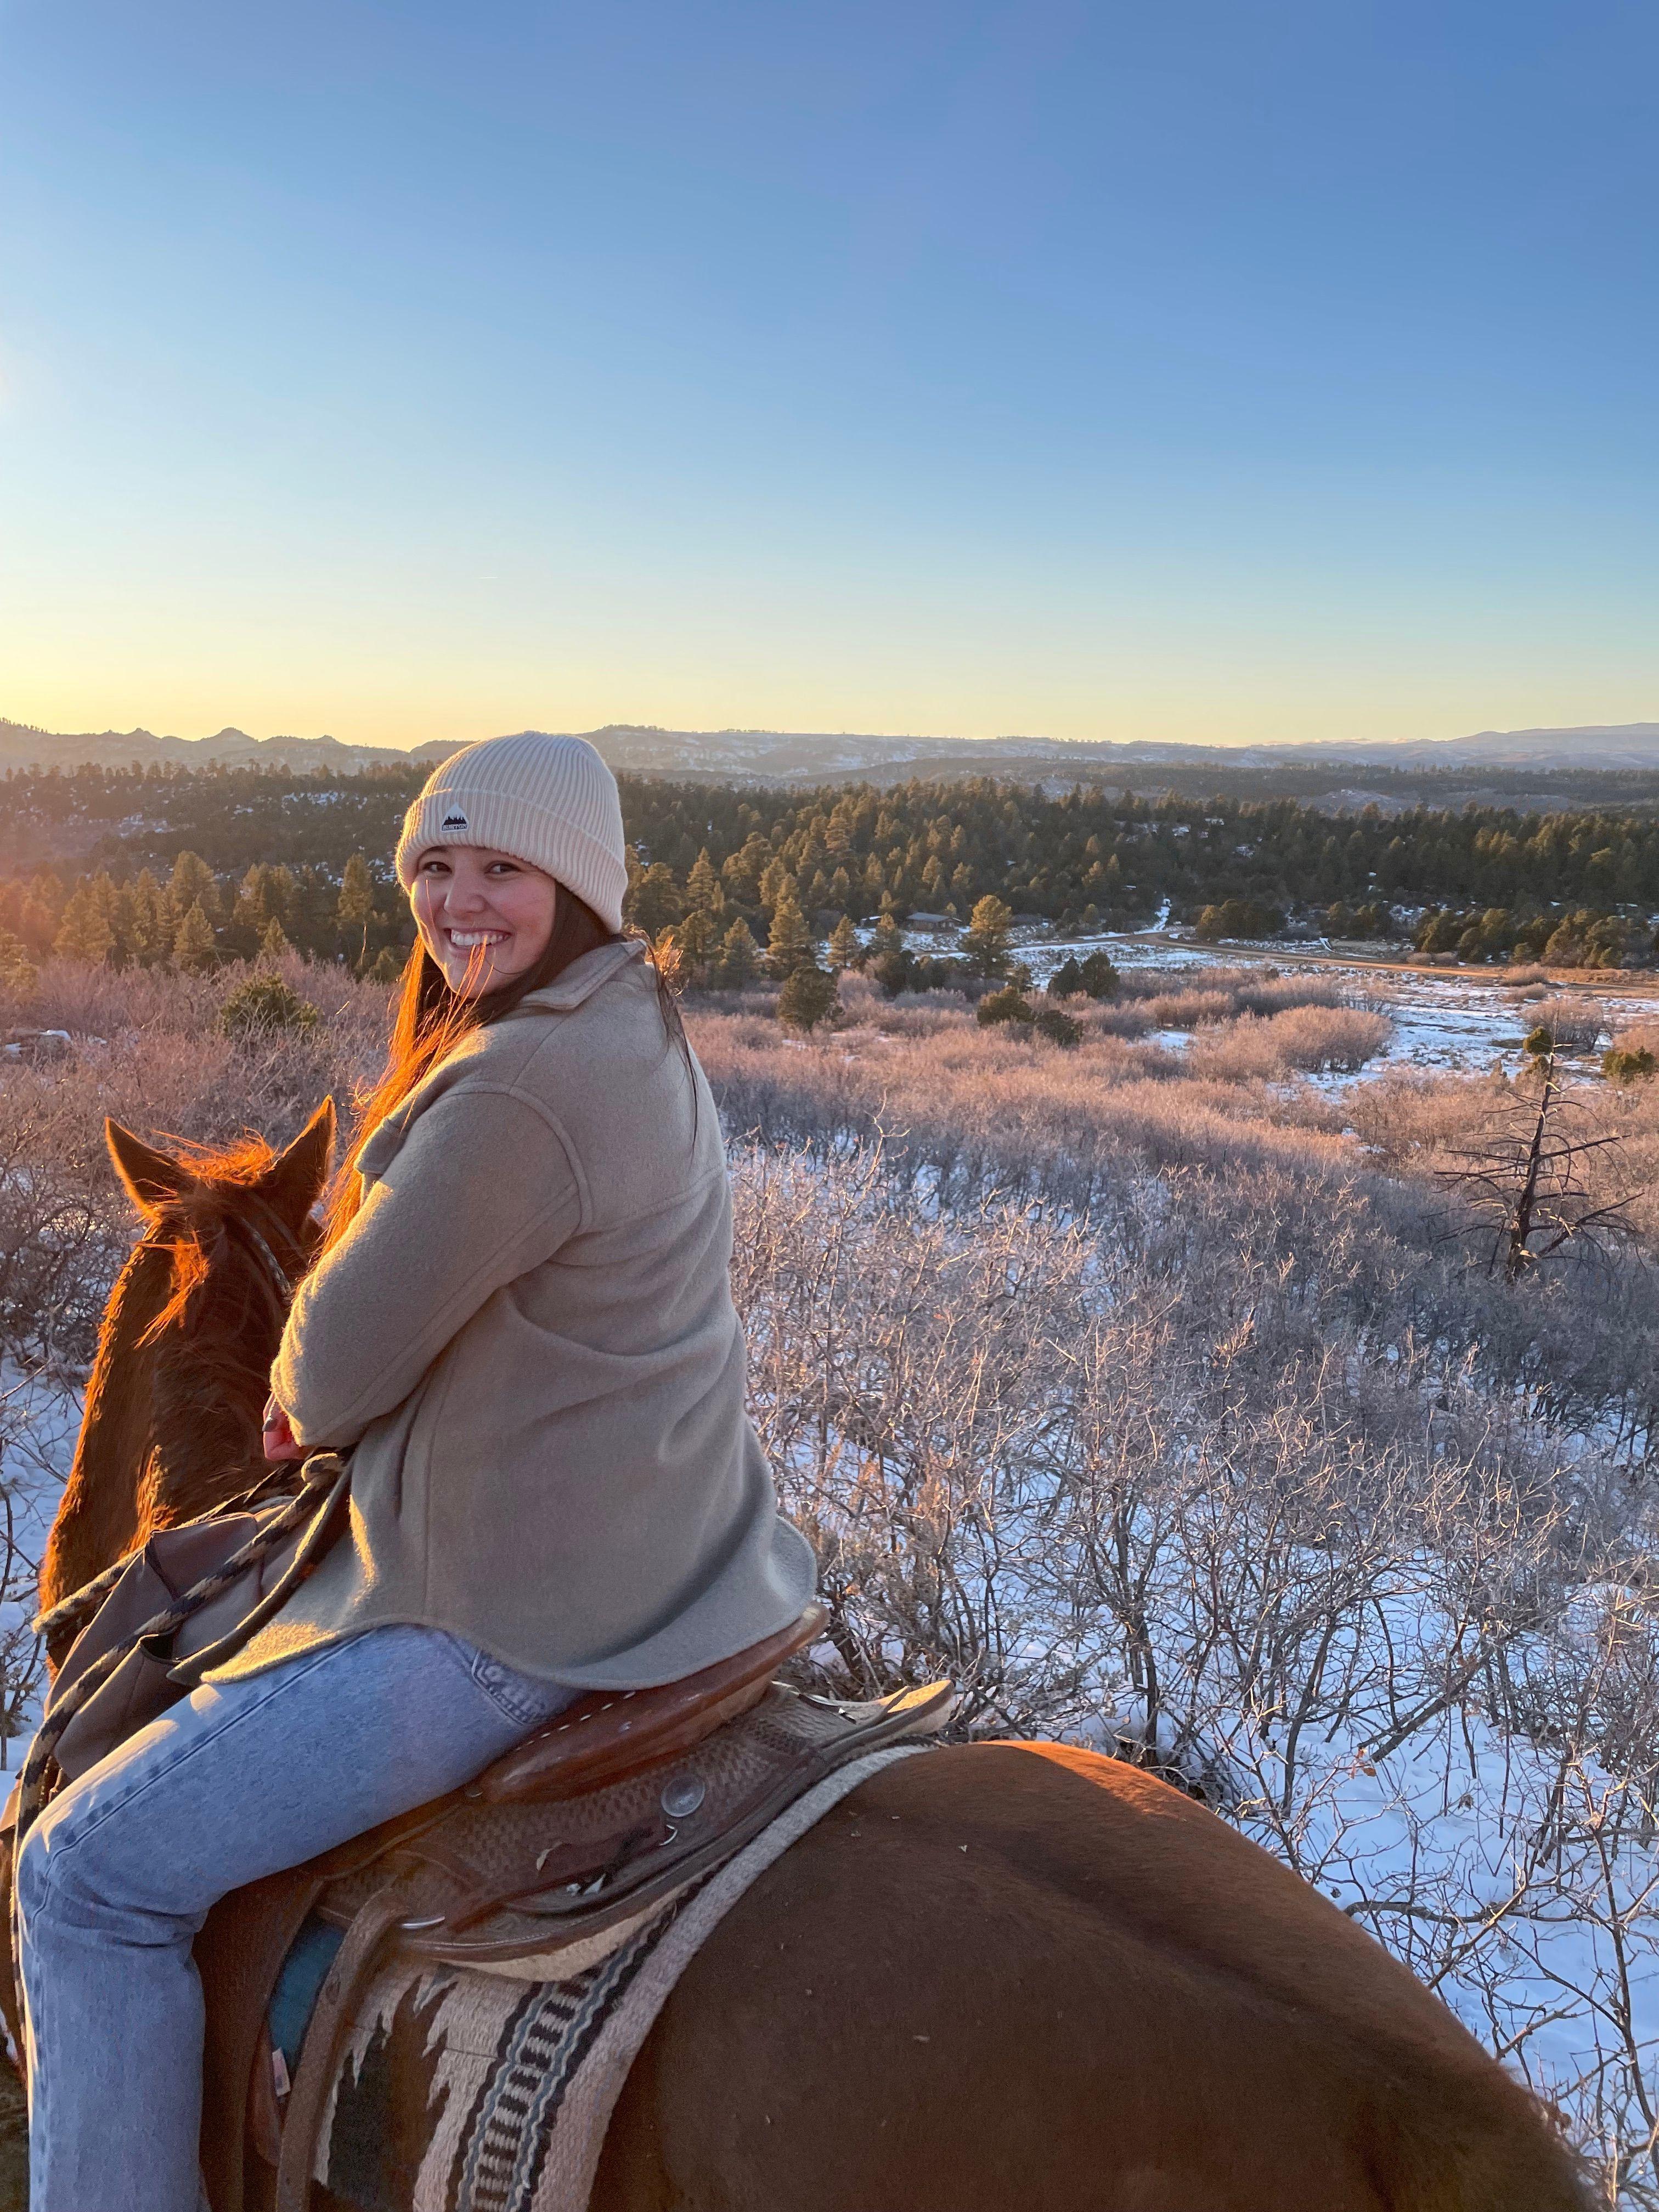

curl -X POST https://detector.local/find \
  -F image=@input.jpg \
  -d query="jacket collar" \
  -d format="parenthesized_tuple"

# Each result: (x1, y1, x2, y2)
(356, 941, 647, 1187)
(514, 937, 644, 1014)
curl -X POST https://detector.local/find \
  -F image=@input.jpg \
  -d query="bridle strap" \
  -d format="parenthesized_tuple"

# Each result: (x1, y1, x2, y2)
(224, 1198, 308, 1306)
(233, 1216, 297, 1304)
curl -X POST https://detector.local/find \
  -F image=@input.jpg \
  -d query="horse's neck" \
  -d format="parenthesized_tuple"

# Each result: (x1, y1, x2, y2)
(146, 1336, 268, 1527)
(38, 1244, 167, 1616)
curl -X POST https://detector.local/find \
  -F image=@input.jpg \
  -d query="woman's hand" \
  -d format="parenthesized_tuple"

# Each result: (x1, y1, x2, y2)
(262, 1395, 305, 1463)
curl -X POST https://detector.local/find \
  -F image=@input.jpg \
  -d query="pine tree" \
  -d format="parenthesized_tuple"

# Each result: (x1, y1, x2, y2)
(865, 911, 910, 997)
(714, 918, 760, 989)
(758, 857, 793, 915)
(170, 851, 219, 923)
(625, 862, 682, 938)
(337, 853, 375, 928)
(220, 975, 319, 1040)
(1078, 950, 1119, 999)
(0, 927, 37, 995)
(128, 870, 175, 966)
(173, 899, 218, 972)
(777, 962, 839, 1033)
(259, 917, 291, 963)
(868, 913, 905, 964)
(765, 888, 815, 979)
(54, 883, 114, 965)
(108, 883, 139, 969)
(962, 894, 1015, 979)
(684, 848, 724, 918)
(338, 851, 375, 966)
(827, 915, 862, 971)
(236, 858, 296, 938)
(671, 907, 716, 985)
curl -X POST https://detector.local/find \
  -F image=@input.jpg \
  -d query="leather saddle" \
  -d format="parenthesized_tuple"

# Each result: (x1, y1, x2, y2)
(196, 1604, 955, 2212)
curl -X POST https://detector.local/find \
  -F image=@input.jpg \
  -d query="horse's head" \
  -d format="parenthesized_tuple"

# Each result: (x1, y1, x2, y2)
(38, 1100, 336, 1647)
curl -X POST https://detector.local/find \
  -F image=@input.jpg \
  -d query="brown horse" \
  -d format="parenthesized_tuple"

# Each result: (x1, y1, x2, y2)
(44, 1116, 1592, 2212)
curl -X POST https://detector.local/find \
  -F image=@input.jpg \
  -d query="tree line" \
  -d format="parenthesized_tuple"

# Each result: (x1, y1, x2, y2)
(2, 761, 1658, 978)
(0, 851, 405, 986)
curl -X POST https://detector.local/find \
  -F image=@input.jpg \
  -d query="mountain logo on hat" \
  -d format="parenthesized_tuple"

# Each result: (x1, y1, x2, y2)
(441, 811, 469, 832)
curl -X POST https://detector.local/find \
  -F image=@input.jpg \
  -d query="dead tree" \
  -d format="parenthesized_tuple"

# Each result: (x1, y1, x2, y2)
(1437, 1059, 1637, 1283)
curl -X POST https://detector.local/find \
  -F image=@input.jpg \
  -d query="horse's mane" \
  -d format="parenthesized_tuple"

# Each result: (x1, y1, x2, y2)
(135, 1134, 302, 1344)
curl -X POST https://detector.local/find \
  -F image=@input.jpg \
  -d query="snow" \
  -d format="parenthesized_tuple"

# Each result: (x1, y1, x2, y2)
(885, 912, 1659, 1088)
(1139, 1583, 1659, 2113)
(0, 1358, 82, 1758)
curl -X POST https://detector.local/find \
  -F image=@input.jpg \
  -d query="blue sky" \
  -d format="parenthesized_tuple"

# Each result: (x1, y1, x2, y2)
(1, 0, 1654, 749)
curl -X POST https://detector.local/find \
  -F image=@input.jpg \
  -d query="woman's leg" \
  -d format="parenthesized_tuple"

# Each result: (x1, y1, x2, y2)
(16, 1626, 568, 2212)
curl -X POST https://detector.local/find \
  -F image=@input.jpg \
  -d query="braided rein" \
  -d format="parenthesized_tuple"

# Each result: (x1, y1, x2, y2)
(18, 1457, 347, 1847)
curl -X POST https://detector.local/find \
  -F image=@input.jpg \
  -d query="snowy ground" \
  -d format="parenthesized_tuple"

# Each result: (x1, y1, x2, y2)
(1114, 1590, 1659, 2135)
(0, 1362, 81, 1760)
(899, 913, 1659, 1086)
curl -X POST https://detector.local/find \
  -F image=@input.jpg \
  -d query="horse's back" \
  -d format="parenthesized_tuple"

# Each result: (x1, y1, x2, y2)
(594, 1742, 1590, 2212)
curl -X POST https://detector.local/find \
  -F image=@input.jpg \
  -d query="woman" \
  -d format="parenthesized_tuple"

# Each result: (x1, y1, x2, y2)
(16, 732, 816, 2212)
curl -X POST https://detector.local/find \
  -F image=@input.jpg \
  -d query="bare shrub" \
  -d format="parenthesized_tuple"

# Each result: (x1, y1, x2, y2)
(1534, 996, 1610, 1053)
(1188, 1005, 1393, 1079)
(692, 1003, 1354, 1211)
(732, 1138, 1659, 2193)
(1097, 966, 1353, 1040)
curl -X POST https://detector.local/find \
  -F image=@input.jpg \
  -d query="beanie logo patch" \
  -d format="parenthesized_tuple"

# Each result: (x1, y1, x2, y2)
(441, 811, 469, 833)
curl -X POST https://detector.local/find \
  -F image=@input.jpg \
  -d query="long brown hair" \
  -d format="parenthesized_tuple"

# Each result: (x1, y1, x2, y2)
(324, 889, 687, 1247)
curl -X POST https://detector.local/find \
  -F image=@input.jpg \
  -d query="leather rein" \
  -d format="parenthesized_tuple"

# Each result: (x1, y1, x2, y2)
(228, 1207, 302, 1307)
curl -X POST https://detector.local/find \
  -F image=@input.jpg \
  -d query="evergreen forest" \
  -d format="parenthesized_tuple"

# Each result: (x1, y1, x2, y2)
(1, 759, 1657, 981)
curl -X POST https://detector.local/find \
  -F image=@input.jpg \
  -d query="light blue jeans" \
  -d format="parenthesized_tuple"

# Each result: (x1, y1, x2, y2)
(15, 1624, 573, 2212)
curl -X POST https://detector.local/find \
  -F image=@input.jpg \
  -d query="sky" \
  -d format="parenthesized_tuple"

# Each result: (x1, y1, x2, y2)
(0, 0, 1655, 753)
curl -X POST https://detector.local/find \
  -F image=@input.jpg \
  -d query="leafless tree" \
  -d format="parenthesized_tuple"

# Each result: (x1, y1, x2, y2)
(1437, 1059, 1639, 1281)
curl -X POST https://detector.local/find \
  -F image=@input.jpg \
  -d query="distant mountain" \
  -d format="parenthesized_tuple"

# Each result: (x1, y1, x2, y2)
(511, 720, 1659, 782)
(0, 721, 456, 774)
(1292, 724, 1659, 771)
(2, 715, 1657, 785)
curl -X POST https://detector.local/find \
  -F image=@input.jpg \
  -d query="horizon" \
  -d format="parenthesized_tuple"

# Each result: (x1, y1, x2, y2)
(8, 712, 1659, 760)
(2, 3, 1656, 749)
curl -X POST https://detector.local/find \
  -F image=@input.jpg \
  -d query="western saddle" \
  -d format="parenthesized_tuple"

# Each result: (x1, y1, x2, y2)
(192, 1601, 954, 2212)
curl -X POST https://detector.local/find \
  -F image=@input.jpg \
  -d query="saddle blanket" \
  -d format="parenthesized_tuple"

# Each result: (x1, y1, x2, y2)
(295, 1745, 925, 2212)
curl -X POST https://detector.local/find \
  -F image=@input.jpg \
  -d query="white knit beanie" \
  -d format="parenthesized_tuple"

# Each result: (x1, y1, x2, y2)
(394, 733, 628, 933)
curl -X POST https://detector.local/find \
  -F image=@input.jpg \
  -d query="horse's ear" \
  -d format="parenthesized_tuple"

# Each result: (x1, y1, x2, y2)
(106, 1121, 195, 1217)
(258, 1098, 336, 1229)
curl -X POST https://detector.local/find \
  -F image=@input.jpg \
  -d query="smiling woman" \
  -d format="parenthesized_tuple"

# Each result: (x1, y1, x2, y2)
(328, 730, 676, 1239)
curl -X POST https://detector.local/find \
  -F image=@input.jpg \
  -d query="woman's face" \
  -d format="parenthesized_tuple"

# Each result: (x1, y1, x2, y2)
(410, 845, 560, 998)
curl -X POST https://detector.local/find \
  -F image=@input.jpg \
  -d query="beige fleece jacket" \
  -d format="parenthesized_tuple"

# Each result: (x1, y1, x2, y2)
(215, 940, 815, 1688)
